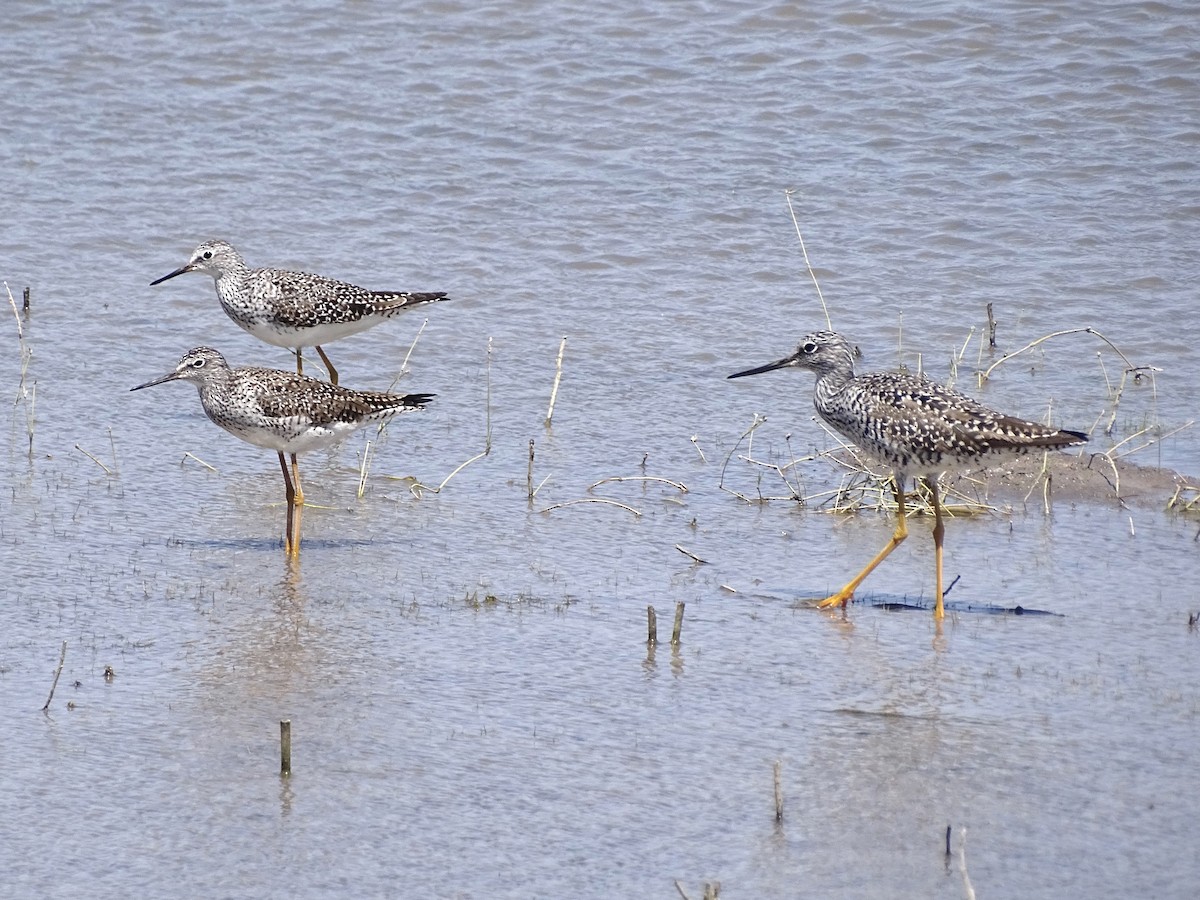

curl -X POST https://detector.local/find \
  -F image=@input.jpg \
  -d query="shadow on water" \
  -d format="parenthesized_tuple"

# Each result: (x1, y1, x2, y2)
(750, 588, 1066, 617)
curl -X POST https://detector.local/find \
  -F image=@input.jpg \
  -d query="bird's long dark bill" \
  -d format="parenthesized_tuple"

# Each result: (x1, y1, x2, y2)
(149, 264, 191, 286)
(130, 371, 182, 391)
(727, 356, 794, 380)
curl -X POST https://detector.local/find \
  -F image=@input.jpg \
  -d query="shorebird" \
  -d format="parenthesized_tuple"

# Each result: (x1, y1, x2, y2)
(729, 330, 1087, 618)
(150, 239, 448, 385)
(131, 346, 433, 556)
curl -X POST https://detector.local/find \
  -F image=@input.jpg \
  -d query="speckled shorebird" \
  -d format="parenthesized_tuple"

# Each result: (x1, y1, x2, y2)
(150, 239, 448, 385)
(131, 347, 433, 557)
(728, 330, 1088, 618)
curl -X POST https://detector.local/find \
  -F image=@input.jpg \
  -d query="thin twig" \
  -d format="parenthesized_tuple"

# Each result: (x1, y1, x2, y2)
(398, 318, 428, 377)
(590, 475, 689, 494)
(773, 760, 784, 824)
(545, 336, 567, 427)
(181, 451, 218, 472)
(406, 450, 487, 497)
(486, 337, 493, 454)
(540, 498, 641, 517)
(357, 439, 373, 499)
(6, 281, 24, 340)
(784, 190, 832, 330)
(42, 641, 67, 712)
(527, 439, 535, 503)
(75, 444, 113, 475)
(690, 435, 707, 463)
(675, 544, 708, 564)
(979, 326, 1143, 383)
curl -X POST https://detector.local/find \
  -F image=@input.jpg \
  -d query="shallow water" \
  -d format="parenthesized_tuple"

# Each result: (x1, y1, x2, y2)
(2, 1, 1199, 897)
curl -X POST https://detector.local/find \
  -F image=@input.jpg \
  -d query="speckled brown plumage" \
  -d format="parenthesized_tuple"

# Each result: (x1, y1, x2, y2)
(151, 239, 448, 384)
(729, 329, 1087, 619)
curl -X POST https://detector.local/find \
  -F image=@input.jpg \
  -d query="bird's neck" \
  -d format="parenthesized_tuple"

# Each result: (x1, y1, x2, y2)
(812, 363, 856, 415)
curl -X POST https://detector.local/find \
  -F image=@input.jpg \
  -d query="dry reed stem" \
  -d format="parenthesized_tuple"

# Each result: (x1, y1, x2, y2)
(784, 190, 832, 331)
(590, 475, 689, 494)
(6, 281, 25, 341)
(406, 450, 487, 498)
(75, 444, 113, 475)
(690, 435, 707, 463)
(181, 451, 218, 472)
(357, 439, 373, 499)
(977, 326, 1144, 384)
(42, 640, 67, 712)
(1167, 485, 1200, 512)
(675, 544, 707, 564)
(485, 337, 493, 453)
(1107, 420, 1193, 460)
(773, 760, 783, 824)
(540, 497, 641, 517)
(527, 439, 535, 502)
(545, 336, 567, 427)
(398, 318, 428, 378)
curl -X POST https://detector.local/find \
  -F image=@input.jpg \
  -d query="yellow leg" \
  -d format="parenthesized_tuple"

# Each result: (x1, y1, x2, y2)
(930, 476, 945, 620)
(818, 481, 909, 609)
(294, 348, 305, 377)
(278, 452, 296, 555)
(315, 345, 339, 385)
(290, 453, 304, 557)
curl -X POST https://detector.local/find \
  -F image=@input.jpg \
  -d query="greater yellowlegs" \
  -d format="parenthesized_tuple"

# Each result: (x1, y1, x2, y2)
(131, 347, 433, 556)
(729, 330, 1087, 618)
(150, 240, 448, 385)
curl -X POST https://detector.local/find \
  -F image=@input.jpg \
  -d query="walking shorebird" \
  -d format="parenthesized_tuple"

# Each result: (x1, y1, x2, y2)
(131, 346, 433, 556)
(729, 330, 1087, 618)
(150, 239, 447, 384)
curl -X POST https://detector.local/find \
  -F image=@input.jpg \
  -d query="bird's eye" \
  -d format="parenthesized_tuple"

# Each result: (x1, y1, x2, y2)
(202, 251, 213, 260)
(190, 358, 206, 368)
(802, 341, 817, 354)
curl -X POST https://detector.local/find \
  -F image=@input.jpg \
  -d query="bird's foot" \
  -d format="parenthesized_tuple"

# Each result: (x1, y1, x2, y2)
(817, 589, 854, 610)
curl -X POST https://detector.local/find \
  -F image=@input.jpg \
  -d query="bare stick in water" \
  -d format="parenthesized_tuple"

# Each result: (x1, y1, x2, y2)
(75, 444, 113, 476)
(675, 545, 707, 565)
(671, 601, 685, 646)
(540, 498, 641, 518)
(986, 303, 996, 349)
(647, 606, 658, 645)
(527, 439, 535, 503)
(545, 336, 567, 427)
(774, 760, 784, 824)
(280, 720, 292, 776)
(486, 337, 493, 454)
(181, 451, 219, 472)
(591, 475, 689, 494)
(42, 641, 67, 712)
(23, 286, 30, 313)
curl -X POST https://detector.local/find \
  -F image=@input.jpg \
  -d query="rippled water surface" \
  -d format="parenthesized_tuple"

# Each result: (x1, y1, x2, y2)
(2, 1, 1199, 897)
